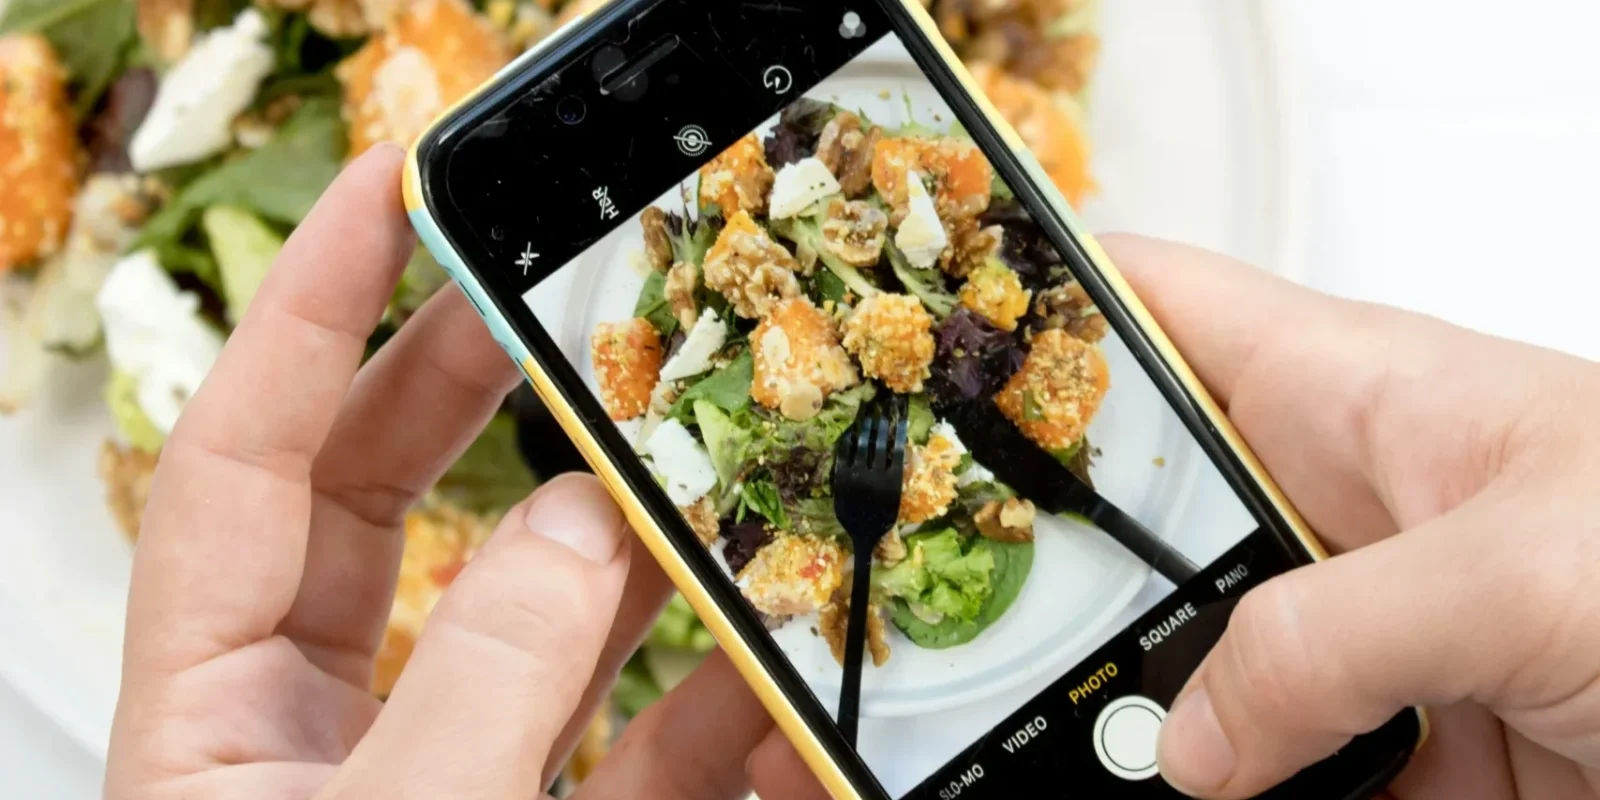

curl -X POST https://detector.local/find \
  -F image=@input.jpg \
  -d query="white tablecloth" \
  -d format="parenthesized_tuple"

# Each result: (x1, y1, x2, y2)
(8, 1, 1599, 794)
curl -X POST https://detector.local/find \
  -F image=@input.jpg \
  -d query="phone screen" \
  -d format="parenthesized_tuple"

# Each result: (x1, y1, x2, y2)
(423, 2, 1418, 796)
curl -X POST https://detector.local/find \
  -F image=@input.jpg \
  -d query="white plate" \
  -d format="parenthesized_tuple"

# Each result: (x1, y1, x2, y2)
(0, 0, 1303, 763)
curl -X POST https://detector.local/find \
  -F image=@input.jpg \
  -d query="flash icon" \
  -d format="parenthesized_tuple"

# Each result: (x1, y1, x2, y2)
(839, 11, 865, 39)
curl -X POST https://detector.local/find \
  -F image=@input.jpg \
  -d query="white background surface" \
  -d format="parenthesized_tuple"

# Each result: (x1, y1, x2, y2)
(7, 1, 1600, 794)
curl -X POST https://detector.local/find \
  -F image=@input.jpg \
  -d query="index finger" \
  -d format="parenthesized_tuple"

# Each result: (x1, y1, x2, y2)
(126, 145, 416, 676)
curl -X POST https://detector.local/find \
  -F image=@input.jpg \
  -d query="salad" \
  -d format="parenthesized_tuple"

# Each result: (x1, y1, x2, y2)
(591, 95, 1111, 669)
(0, 0, 1099, 783)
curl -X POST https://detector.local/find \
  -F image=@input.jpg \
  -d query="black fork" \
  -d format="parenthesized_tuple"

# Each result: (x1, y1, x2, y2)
(830, 394, 908, 745)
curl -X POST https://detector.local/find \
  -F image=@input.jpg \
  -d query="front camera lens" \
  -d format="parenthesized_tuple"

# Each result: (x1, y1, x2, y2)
(557, 95, 587, 125)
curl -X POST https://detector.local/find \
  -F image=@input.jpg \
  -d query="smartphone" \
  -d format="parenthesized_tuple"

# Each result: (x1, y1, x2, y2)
(402, 2, 1424, 797)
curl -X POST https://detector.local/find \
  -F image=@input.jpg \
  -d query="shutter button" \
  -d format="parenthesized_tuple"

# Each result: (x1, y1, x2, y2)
(1093, 695, 1165, 781)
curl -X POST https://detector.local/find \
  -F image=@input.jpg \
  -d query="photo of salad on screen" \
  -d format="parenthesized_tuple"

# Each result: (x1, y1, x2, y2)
(579, 94, 1115, 670)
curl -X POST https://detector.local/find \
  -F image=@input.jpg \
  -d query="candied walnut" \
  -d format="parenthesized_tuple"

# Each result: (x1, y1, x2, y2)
(590, 317, 663, 420)
(899, 434, 961, 524)
(968, 62, 1094, 206)
(641, 205, 674, 273)
(336, 0, 512, 155)
(841, 294, 936, 394)
(821, 199, 889, 267)
(815, 112, 881, 198)
(100, 442, 160, 543)
(820, 588, 890, 667)
(737, 535, 846, 618)
(974, 497, 1037, 543)
(871, 135, 993, 226)
(681, 496, 721, 546)
(698, 133, 775, 217)
(941, 218, 1002, 278)
(663, 260, 700, 330)
(1033, 280, 1107, 342)
(751, 297, 859, 421)
(263, 0, 415, 38)
(0, 36, 81, 272)
(703, 210, 801, 319)
(875, 529, 907, 566)
(995, 328, 1110, 450)
(137, 0, 195, 62)
(958, 261, 1031, 332)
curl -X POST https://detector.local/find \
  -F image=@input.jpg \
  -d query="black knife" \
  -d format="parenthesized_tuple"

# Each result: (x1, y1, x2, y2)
(941, 400, 1200, 585)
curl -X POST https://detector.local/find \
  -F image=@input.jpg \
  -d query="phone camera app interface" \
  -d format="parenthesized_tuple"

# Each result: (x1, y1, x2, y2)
(475, 16, 1368, 799)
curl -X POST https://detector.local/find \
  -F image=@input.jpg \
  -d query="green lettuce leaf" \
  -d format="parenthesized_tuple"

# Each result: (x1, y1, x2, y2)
(433, 413, 537, 514)
(891, 537, 1032, 649)
(908, 394, 934, 445)
(633, 271, 678, 338)
(0, 0, 137, 116)
(106, 372, 164, 454)
(611, 654, 663, 718)
(694, 399, 750, 488)
(135, 98, 347, 252)
(875, 528, 999, 645)
(648, 594, 716, 653)
(667, 349, 752, 423)
(885, 241, 958, 318)
(771, 212, 881, 301)
(738, 474, 788, 528)
(201, 206, 284, 323)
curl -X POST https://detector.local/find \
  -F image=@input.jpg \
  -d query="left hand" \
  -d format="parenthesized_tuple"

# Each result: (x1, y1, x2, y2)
(105, 144, 829, 800)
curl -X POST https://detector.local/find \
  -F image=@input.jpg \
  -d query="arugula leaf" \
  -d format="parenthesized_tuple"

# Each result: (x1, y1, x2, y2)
(0, 0, 137, 116)
(433, 413, 538, 514)
(771, 213, 881, 301)
(885, 242, 958, 318)
(738, 474, 788, 529)
(633, 271, 678, 338)
(667, 350, 753, 423)
(908, 394, 935, 444)
(134, 98, 348, 251)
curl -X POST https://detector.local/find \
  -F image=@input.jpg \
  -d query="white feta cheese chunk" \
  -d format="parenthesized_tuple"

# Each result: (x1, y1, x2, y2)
(895, 169, 948, 269)
(96, 251, 226, 433)
(640, 418, 718, 505)
(931, 420, 995, 486)
(658, 310, 726, 381)
(769, 157, 841, 219)
(130, 9, 274, 172)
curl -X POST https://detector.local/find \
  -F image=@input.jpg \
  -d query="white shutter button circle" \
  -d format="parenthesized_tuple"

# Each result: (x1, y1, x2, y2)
(1093, 695, 1166, 781)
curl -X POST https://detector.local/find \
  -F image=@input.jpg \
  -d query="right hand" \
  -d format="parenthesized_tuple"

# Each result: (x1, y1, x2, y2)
(1097, 235, 1600, 800)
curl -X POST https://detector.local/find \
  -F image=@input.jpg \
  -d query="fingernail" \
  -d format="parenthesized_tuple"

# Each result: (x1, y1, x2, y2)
(1158, 687, 1236, 796)
(524, 476, 625, 563)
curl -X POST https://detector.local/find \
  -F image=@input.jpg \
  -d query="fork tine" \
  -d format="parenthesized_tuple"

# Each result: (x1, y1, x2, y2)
(889, 414, 908, 475)
(872, 408, 893, 472)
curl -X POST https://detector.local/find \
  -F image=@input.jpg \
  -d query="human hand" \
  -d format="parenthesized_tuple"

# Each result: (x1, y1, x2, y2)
(1101, 236, 1600, 800)
(105, 145, 830, 800)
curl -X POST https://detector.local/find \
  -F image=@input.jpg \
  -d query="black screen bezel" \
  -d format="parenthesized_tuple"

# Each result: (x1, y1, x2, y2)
(413, 2, 1421, 797)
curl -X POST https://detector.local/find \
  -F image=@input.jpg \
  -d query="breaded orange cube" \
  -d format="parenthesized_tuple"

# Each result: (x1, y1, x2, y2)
(737, 534, 845, 618)
(336, 0, 512, 156)
(899, 433, 961, 524)
(870, 135, 993, 224)
(970, 62, 1095, 207)
(959, 261, 1032, 332)
(841, 293, 935, 393)
(0, 36, 80, 272)
(698, 132, 775, 217)
(751, 296, 859, 421)
(995, 328, 1110, 450)
(591, 317, 663, 420)
(703, 210, 801, 319)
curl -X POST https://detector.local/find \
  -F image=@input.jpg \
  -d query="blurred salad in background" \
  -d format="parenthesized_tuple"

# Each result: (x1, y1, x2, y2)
(0, 0, 1097, 789)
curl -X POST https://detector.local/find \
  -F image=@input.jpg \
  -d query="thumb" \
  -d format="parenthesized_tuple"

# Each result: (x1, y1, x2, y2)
(1156, 490, 1533, 798)
(322, 474, 630, 800)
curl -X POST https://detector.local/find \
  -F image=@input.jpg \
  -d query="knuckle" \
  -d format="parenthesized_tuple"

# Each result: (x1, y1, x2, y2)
(1224, 580, 1323, 719)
